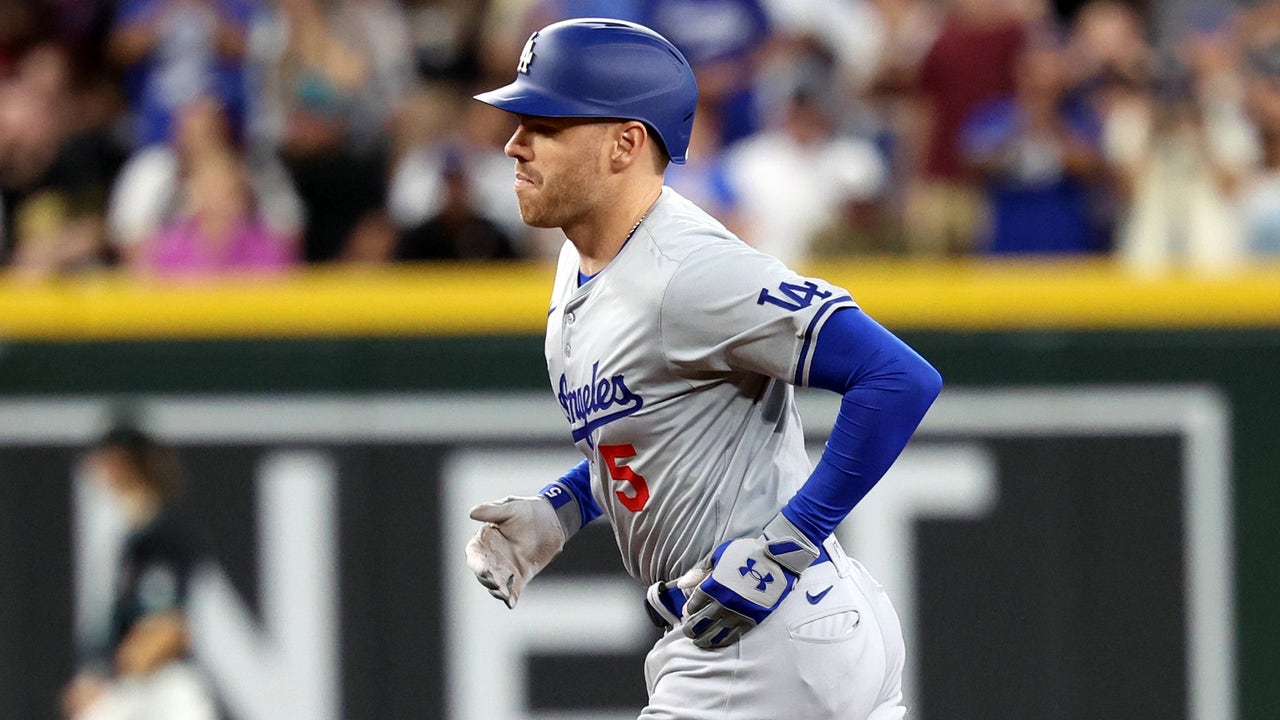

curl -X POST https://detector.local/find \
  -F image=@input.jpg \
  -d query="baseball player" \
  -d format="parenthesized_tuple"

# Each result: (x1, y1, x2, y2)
(465, 18, 942, 720)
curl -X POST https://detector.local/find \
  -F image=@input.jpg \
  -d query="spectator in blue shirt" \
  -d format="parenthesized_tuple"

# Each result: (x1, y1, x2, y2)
(109, 0, 255, 148)
(960, 37, 1110, 254)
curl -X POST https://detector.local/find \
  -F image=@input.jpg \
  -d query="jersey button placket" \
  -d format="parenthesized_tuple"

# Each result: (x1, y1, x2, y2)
(563, 297, 584, 358)
(563, 309, 573, 357)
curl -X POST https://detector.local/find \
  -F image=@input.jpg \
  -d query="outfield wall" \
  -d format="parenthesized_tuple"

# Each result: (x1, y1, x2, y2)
(0, 261, 1276, 720)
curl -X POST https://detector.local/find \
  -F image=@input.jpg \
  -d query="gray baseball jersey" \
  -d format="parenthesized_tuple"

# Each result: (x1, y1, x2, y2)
(546, 186, 858, 586)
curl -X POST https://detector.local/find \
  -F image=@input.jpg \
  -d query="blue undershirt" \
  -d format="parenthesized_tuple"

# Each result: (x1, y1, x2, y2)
(780, 307, 942, 544)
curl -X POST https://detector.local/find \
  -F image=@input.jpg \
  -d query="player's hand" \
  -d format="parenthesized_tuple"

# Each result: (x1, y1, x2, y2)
(466, 495, 566, 609)
(61, 672, 109, 718)
(681, 514, 820, 649)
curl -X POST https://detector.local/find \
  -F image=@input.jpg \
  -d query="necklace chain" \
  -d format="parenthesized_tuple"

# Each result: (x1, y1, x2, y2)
(626, 205, 653, 242)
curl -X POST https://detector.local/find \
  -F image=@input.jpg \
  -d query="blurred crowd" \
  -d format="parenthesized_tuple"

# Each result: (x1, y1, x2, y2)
(2, 0, 1279, 280)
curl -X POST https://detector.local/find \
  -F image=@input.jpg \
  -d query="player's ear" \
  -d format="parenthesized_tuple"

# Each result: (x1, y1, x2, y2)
(610, 121, 649, 170)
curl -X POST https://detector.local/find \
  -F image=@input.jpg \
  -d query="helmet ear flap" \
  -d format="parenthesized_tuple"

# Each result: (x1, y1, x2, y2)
(642, 123, 673, 166)
(473, 18, 699, 165)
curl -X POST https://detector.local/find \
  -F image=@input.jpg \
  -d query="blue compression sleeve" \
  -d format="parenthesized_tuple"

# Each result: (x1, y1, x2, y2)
(781, 308, 943, 544)
(541, 459, 603, 529)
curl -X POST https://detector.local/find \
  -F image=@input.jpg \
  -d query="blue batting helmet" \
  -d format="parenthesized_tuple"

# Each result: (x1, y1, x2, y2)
(474, 18, 699, 164)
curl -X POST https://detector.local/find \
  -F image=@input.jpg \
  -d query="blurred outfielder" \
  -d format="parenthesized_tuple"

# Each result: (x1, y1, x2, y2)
(62, 426, 216, 720)
(466, 18, 941, 719)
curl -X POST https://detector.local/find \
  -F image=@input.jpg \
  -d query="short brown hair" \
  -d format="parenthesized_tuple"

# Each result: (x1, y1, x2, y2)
(94, 426, 184, 502)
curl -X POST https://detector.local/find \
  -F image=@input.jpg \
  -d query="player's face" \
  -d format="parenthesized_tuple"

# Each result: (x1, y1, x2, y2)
(504, 115, 614, 229)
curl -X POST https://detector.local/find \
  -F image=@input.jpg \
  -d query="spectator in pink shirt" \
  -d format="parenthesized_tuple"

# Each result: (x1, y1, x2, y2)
(146, 150, 296, 275)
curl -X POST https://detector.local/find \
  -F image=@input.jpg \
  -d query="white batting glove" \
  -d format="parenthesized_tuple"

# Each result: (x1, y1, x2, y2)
(682, 513, 821, 649)
(466, 495, 568, 608)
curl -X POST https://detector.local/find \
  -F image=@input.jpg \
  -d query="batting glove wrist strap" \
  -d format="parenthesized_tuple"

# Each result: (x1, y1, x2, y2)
(761, 512, 822, 575)
(539, 481, 584, 539)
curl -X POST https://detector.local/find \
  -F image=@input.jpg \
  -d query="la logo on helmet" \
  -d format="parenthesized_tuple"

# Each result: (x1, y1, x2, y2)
(518, 32, 539, 74)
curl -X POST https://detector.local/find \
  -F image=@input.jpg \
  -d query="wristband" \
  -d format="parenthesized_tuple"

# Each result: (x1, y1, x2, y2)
(539, 481, 584, 538)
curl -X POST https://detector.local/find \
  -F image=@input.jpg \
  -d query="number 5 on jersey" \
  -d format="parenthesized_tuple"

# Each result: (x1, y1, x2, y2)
(600, 443, 649, 512)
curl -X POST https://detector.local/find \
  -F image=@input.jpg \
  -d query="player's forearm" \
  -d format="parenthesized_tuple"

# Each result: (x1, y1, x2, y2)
(539, 459, 602, 538)
(115, 611, 189, 677)
(782, 309, 942, 544)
